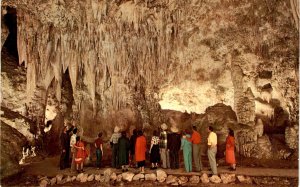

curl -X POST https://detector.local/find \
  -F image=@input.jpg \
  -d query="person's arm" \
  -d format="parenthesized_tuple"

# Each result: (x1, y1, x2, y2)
(228, 137, 234, 149)
(149, 137, 154, 153)
(180, 138, 184, 150)
(61, 135, 66, 152)
(74, 142, 83, 149)
(100, 144, 103, 155)
(177, 135, 182, 151)
(186, 133, 193, 143)
(208, 134, 212, 149)
(144, 137, 147, 152)
(167, 134, 171, 150)
(94, 142, 97, 148)
(67, 127, 73, 134)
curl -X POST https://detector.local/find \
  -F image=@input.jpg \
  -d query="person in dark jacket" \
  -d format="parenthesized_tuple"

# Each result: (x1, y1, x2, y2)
(167, 126, 181, 169)
(129, 129, 137, 167)
(60, 125, 72, 170)
(94, 132, 103, 169)
(110, 126, 121, 168)
(118, 131, 131, 172)
(149, 130, 160, 169)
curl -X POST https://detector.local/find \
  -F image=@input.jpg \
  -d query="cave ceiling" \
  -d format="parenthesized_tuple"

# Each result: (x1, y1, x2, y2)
(1, 0, 299, 124)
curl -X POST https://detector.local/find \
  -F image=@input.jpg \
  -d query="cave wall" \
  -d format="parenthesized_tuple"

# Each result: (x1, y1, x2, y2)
(1, 0, 299, 159)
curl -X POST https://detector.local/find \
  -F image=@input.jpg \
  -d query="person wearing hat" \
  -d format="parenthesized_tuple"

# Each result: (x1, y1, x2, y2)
(110, 126, 121, 168)
(159, 123, 170, 169)
(167, 126, 181, 169)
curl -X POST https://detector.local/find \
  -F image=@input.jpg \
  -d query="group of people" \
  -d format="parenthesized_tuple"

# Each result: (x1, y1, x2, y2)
(110, 126, 148, 173)
(60, 124, 92, 173)
(109, 123, 237, 175)
(60, 122, 103, 173)
(60, 122, 236, 175)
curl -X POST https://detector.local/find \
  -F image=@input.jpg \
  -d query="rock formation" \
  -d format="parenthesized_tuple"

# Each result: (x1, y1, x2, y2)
(0, 121, 28, 179)
(1, 0, 299, 169)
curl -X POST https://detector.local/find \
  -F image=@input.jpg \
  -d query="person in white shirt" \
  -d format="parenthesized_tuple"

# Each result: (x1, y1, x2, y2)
(207, 126, 218, 175)
(70, 128, 78, 171)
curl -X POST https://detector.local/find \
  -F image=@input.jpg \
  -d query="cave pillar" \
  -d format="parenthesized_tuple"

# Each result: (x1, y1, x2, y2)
(230, 54, 257, 158)
(231, 58, 255, 125)
(26, 85, 48, 137)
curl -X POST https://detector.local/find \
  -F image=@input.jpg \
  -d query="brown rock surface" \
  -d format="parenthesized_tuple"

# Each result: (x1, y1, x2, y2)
(0, 0, 298, 170)
(0, 121, 27, 180)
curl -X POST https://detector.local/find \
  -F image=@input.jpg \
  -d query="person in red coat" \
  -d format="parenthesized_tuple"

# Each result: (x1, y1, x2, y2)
(225, 129, 236, 171)
(135, 130, 147, 173)
(74, 136, 86, 173)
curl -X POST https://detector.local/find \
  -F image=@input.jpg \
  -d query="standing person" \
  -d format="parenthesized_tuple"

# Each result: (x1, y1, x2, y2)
(181, 130, 192, 172)
(118, 131, 130, 172)
(149, 130, 160, 169)
(70, 128, 78, 171)
(60, 125, 71, 170)
(129, 129, 137, 168)
(110, 126, 121, 168)
(94, 132, 103, 169)
(159, 123, 170, 169)
(226, 128, 236, 171)
(207, 126, 218, 175)
(168, 126, 181, 169)
(74, 136, 86, 173)
(135, 130, 147, 173)
(186, 125, 202, 172)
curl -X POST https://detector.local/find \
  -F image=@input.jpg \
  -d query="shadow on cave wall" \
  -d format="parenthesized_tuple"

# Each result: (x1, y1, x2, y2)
(3, 7, 18, 59)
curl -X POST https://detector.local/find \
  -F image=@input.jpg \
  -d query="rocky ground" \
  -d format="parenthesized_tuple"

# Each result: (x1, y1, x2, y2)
(1, 156, 298, 187)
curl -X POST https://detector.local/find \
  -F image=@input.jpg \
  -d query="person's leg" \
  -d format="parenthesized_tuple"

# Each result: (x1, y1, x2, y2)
(188, 150, 192, 172)
(60, 151, 66, 170)
(183, 150, 188, 172)
(175, 151, 179, 169)
(99, 150, 102, 168)
(76, 163, 80, 173)
(141, 161, 145, 173)
(81, 162, 84, 172)
(115, 145, 119, 168)
(208, 148, 217, 175)
(169, 151, 174, 169)
(71, 152, 75, 171)
(65, 148, 70, 167)
(193, 144, 200, 171)
(166, 150, 170, 168)
(96, 149, 100, 168)
(199, 145, 203, 171)
(160, 148, 166, 168)
(112, 145, 117, 167)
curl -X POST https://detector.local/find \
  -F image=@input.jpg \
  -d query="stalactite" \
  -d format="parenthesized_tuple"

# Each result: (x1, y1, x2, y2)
(290, 0, 299, 30)
(4, 0, 295, 126)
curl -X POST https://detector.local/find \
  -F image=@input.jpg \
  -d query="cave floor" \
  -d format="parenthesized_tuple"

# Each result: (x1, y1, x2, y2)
(2, 156, 298, 186)
(23, 156, 298, 178)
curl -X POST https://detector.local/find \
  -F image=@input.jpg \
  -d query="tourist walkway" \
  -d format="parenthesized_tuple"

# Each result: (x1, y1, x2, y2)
(24, 157, 298, 178)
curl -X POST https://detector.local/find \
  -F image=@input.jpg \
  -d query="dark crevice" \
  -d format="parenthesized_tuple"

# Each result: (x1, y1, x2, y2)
(3, 7, 18, 59)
